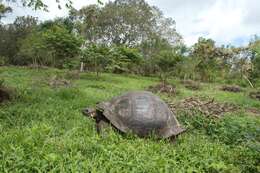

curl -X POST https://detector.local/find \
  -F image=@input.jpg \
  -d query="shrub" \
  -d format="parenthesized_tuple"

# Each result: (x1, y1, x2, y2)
(107, 46, 143, 74)
(0, 56, 8, 66)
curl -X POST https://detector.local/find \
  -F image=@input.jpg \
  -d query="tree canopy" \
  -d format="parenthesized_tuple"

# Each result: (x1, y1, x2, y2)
(0, 0, 259, 86)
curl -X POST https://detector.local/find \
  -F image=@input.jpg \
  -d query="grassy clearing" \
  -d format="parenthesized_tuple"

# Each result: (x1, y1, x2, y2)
(0, 66, 259, 173)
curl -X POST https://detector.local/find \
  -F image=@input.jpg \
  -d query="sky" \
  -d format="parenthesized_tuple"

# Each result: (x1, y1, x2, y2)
(2, 0, 260, 46)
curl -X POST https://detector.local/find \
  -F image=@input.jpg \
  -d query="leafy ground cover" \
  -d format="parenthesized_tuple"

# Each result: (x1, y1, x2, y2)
(0, 67, 259, 173)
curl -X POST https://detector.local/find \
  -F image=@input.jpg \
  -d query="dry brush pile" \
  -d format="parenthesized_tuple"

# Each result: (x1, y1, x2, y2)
(48, 75, 71, 88)
(181, 80, 201, 90)
(148, 83, 177, 96)
(249, 91, 260, 101)
(220, 85, 242, 93)
(168, 97, 238, 118)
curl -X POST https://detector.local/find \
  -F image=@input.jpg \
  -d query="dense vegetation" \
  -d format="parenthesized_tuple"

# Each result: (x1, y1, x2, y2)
(0, 0, 260, 86)
(0, 0, 260, 172)
(0, 67, 260, 172)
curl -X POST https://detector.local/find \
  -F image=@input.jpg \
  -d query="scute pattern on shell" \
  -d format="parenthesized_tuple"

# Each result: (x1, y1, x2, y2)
(97, 91, 185, 138)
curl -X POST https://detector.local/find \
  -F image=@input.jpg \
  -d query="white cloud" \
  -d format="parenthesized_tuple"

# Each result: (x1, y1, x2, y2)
(2, 0, 260, 46)
(147, 0, 260, 46)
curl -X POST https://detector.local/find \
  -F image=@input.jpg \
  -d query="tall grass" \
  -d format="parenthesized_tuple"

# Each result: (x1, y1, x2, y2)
(0, 66, 259, 172)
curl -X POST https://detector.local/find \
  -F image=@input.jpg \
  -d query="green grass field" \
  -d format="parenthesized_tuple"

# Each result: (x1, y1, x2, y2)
(0, 67, 259, 173)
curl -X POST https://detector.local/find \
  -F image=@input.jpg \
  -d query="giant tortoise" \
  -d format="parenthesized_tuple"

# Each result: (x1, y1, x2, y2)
(82, 91, 185, 139)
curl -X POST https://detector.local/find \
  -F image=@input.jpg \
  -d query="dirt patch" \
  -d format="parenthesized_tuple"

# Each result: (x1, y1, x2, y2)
(181, 80, 201, 90)
(220, 85, 242, 93)
(246, 108, 260, 116)
(49, 75, 71, 88)
(148, 83, 177, 96)
(168, 97, 238, 118)
(249, 91, 260, 101)
(65, 70, 80, 80)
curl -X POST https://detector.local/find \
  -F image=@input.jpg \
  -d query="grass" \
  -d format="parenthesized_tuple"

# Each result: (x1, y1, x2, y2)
(0, 66, 259, 173)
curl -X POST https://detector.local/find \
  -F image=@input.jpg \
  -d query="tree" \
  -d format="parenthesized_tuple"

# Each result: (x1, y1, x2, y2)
(2, 0, 72, 11)
(39, 17, 75, 33)
(150, 6, 182, 47)
(0, 16, 38, 64)
(71, 0, 154, 46)
(176, 56, 200, 80)
(2, 0, 101, 12)
(72, 0, 182, 48)
(249, 38, 260, 80)
(70, 5, 102, 43)
(100, 0, 155, 46)
(81, 44, 142, 76)
(108, 46, 142, 74)
(42, 25, 83, 67)
(140, 34, 172, 59)
(191, 37, 221, 81)
(0, 3, 12, 20)
(17, 30, 50, 66)
(81, 44, 110, 77)
(18, 24, 83, 67)
(154, 50, 182, 84)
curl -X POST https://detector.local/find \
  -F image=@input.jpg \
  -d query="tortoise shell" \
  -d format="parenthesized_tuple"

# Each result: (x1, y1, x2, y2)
(97, 91, 185, 138)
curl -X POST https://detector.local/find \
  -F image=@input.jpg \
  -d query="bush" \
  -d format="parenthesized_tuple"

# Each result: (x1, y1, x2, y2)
(0, 56, 8, 66)
(0, 79, 13, 104)
(153, 50, 182, 84)
(81, 44, 111, 76)
(18, 25, 83, 67)
(107, 46, 143, 74)
(81, 45, 143, 76)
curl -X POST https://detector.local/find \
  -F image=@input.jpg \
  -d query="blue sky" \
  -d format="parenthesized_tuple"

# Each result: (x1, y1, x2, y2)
(2, 0, 260, 46)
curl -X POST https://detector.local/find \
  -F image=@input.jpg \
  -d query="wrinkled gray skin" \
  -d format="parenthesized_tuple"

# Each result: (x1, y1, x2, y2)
(82, 91, 185, 139)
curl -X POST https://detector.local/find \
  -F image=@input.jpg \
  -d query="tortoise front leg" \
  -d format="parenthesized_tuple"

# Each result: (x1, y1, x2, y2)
(95, 109, 112, 137)
(96, 120, 110, 135)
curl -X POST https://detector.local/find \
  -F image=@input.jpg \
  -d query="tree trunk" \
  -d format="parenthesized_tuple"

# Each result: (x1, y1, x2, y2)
(96, 70, 99, 78)
(80, 62, 84, 72)
(243, 75, 254, 88)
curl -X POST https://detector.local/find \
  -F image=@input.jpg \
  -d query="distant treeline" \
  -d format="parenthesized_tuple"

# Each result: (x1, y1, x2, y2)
(0, 0, 260, 85)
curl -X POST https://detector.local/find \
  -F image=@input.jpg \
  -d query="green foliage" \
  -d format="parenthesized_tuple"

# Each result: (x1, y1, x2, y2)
(3, 0, 73, 11)
(0, 2, 12, 20)
(0, 56, 8, 66)
(0, 16, 38, 64)
(71, 0, 182, 47)
(81, 44, 110, 76)
(207, 115, 260, 145)
(39, 17, 75, 33)
(108, 46, 142, 74)
(81, 45, 142, 76)
(154, 50, 182, 83)
(0, 0, 259, 87)
(18, 24, 83, 67)
(139, 36, 177, 76)
(178, 112, 260, 173)
(192, 37, 221, 82)
(43, 25, 83, 67)
(176, 56, 200, 80)
(250, 39, 260, 80)
(0, 67, 259, 172)
(17, 30, 50, 65)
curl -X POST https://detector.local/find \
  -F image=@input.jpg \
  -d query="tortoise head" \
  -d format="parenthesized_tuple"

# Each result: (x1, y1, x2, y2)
(82, 107, 96, 119)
